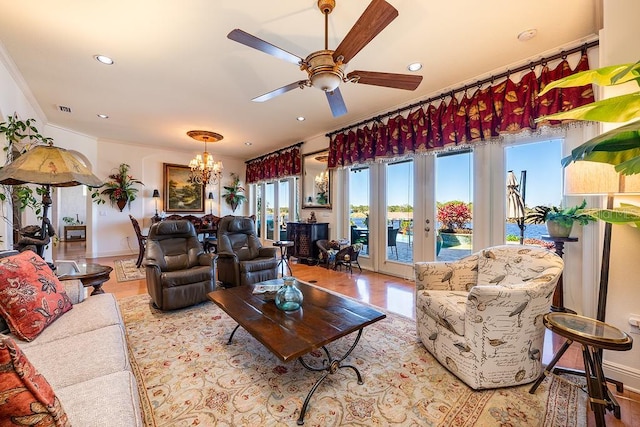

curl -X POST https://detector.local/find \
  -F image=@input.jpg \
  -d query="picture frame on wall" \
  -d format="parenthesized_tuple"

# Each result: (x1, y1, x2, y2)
(163, 163, 205, 213)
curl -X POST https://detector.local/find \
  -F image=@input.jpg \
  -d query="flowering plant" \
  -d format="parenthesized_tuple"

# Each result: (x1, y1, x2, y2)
(93, 163, 143, 210)
(437, 201, 472, 232)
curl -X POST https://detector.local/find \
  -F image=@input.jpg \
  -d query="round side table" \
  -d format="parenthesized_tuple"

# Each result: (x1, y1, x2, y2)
(529, 313, 632, 425)
(273, 240, 294, 276)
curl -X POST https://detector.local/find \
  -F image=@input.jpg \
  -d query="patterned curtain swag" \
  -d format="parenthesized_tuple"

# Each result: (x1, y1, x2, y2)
(245, 144, 302, 184)
(328, 53, 594, 169)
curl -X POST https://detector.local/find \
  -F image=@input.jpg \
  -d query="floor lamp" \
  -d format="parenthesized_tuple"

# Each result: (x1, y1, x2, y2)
(564, 161, 640, 394)
(0, 143, 103, 259)
(564, 161, 640, 322)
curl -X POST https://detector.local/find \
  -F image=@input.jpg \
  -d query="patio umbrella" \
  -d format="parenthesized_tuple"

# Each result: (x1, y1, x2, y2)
(506, 170, 527, 244)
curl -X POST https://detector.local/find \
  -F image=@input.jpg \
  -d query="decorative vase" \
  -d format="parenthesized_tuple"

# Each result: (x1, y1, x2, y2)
(116, 198, 128, 212)
(546, 220, 573, 238)
(275, 277, 303, 312)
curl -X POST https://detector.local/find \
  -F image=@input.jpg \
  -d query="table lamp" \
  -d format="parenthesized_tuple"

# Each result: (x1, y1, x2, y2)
(208, 192, 214, 215)
(152, 189, 160, 220)
(0, 143, 103, 258)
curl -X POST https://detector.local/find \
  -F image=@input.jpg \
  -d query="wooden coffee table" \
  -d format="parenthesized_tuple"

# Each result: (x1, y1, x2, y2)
(56, 262, 113, 296)
(208, 278, 386, 425)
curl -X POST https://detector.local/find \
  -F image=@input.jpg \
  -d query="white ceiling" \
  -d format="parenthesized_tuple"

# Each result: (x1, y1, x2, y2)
(0, 1, 599, 160)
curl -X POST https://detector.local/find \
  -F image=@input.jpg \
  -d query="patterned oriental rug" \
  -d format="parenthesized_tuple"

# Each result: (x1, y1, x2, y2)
(114, 258, 146, 282)
(119, 293, 586, 427)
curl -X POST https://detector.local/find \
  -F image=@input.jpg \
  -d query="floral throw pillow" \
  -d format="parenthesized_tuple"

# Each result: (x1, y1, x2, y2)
(0, 334, 70, 426)
(0, 251, 72, 341)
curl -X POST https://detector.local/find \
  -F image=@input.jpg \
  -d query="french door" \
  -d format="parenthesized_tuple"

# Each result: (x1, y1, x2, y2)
(359, 150, 473, 279)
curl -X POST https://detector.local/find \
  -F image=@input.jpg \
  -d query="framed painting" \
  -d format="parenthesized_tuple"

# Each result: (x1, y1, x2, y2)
(163, 163, 205, 213)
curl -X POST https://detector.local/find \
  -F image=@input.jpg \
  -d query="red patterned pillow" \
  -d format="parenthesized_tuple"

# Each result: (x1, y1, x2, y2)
(0, 251, 72, 341)
(0, 335, 70, 426)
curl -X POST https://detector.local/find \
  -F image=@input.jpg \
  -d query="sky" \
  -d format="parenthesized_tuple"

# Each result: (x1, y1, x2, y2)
(350, 139, 563, 208)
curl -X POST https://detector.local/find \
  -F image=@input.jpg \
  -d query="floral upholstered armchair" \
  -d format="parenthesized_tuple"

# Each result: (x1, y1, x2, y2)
(414, 245, 563, 390)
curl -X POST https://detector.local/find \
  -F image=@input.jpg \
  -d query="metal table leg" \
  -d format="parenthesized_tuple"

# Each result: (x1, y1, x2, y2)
(296, 329, 364, 425)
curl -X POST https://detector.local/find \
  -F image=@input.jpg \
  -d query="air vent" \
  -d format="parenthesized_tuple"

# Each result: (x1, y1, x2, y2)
(57, 105, 72, 113)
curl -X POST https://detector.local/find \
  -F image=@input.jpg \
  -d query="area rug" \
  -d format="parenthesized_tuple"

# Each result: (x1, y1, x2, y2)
(114, 258, 145, 282)
(119, 294, 587, 427)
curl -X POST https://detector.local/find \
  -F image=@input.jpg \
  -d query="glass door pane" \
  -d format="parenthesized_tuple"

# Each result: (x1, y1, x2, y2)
(436, 151, 473, 261)
(349, 167, 370, 256)
(265, 182, 274, 240)
(278, 180, 289, 241)
(385, 160, 413, 264)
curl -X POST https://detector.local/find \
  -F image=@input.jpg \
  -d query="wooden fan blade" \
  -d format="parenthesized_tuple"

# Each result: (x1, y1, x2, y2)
(228, 29, 303, 65)
(333, 0, 398, 65)
(252, 81, 308, 102)
(326, 88, 348, 117)
(347, 70, 423, 90)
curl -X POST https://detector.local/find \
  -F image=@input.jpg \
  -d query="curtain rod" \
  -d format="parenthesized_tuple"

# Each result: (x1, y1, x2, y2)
(245, 141, 304, 164)
(326, 40, 599, 138)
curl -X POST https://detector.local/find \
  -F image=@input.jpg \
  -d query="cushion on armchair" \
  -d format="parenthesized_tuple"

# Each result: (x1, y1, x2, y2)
(0, 251, 72, 341)
(0, 334, 70, 426)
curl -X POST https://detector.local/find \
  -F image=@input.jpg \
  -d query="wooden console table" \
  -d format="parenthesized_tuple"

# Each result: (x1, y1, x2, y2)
(64, 225, 86, 241)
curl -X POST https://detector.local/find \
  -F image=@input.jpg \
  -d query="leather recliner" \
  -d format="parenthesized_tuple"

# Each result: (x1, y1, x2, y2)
(216, 215, 278, 287)
(143, 220, 216, 310)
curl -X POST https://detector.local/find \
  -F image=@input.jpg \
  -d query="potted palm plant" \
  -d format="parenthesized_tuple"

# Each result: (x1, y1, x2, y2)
(526, 200, 596, 238)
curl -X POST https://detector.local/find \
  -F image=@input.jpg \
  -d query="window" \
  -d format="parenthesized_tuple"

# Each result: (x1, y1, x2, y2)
(504, 139, 562, 244)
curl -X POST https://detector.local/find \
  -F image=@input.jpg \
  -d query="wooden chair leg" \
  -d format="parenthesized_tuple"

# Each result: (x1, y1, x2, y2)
(136, 248, 144, 268)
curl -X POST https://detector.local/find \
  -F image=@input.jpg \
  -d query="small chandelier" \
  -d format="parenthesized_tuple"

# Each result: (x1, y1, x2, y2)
(187, 130, 224, 185)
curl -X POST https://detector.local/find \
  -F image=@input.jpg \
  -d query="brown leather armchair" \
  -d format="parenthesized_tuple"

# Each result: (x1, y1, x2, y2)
(143, 220, 216, 310)
(216, 215, 278, 287)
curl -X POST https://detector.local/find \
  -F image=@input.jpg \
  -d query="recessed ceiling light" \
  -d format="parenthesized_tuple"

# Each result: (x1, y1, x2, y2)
(97, 114, 109, 119)
(244, 141, 252, 146)
(407, 62, 422, 72)
(517, 29, 537, 42)
(94, 54, 114, 65)
(296, 116, 305, 121)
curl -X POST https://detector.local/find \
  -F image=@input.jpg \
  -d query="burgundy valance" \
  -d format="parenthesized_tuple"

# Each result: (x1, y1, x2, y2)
(245, 144, 302, 184)
(328, 53, 594, 169)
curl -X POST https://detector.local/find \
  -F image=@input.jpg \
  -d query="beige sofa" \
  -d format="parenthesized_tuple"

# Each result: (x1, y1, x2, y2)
(0, 278, 143, 425)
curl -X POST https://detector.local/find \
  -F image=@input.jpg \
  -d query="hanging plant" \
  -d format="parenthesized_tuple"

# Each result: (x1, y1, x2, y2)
(223, 173, 246, 212)
(92, 163, 143, 211)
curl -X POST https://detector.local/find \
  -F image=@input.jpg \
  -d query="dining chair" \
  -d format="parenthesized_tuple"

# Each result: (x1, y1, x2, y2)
(128, 215, 147, 268)
(387, 226, 399, 259)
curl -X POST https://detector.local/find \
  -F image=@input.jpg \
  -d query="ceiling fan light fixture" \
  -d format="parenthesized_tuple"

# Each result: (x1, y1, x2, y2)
(310, 72, 342, 92)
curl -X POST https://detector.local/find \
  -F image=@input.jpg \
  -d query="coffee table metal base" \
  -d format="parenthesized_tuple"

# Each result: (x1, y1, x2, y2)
(226, 325, 365, 425)
(296, 329, 364, 425)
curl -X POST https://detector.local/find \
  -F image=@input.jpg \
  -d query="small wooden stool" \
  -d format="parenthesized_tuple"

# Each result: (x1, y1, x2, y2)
(529, 313, 632, 426)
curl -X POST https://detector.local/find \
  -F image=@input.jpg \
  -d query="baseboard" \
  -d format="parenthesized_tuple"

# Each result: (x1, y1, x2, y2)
(603, 359, 640, 394)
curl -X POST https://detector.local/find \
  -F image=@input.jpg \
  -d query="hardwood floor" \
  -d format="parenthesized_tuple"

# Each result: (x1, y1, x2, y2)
(59, 240, 639, 426)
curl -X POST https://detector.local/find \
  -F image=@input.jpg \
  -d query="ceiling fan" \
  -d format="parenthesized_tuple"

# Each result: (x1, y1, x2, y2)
(227, 0, 423, 117)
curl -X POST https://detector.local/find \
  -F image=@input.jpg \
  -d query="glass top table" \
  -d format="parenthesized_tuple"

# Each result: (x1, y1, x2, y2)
(544, 312, 633, 350)
(56, 262, 113, 295)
